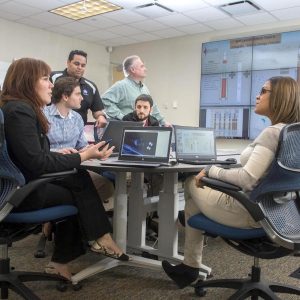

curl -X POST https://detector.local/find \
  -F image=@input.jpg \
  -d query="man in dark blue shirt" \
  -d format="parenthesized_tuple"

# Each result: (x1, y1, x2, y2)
(51, 50, 107, 127)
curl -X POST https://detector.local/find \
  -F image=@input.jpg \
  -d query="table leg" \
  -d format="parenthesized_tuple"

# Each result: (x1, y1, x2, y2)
(127, 172, 147, 249)
(157, 172, 180, 259)
(112, 171, 128, 251)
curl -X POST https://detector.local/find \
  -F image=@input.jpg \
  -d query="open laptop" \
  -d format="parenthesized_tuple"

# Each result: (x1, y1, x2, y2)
(100, 126, 172, 167)
(98, 120, 143, 156)
(174, 125, 236, 165)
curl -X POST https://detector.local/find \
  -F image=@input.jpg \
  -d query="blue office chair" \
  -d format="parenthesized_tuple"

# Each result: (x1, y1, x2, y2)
(188, 122, 300, 299)
(0, 109, 78, 300)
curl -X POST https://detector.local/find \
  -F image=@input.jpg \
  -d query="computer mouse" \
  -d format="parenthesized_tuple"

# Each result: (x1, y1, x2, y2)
(225, 158, 237, 164)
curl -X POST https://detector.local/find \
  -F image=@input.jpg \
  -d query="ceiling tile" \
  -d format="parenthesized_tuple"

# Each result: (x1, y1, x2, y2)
(235, 12, 278, 25)
(29, 12, 72, 25)
(154, 28, 186, 38)
(253, 0, 300, 10)
(133, 32, 162, 42)
(107, 24, 142, 36)
(155, 13, 197, 27)
(14, 0, 64, 10)
(205, 18, 245, 30)
(85, 30, 121, 40)
(130, 19, 168, 31)
(46, 25, 77, 36)
(17, 17, 50, 29)
(78, 15, 121, 29)
(56, 21, 97, 34)
(0, 10, 20, 21)
(0, 1, 42, 17)
(104, 36, 140, 46)
(104, 9, 146, 23)
(270, 6, 300, 21)
(178, 23, 214, 34)
(183, 6, 230, 22)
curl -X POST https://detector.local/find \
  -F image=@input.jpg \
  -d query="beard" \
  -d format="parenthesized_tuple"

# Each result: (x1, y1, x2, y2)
(136, 113, 148, 121)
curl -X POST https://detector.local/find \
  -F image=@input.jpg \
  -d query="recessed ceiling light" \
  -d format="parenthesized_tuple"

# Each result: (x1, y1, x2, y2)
(219, 1, 260, 16)
(49, 0, 122, 21)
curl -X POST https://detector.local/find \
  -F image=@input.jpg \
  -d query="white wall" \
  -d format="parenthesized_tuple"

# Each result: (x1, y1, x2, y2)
(110, 18, 300, 126)
(0, 18, 110, 93)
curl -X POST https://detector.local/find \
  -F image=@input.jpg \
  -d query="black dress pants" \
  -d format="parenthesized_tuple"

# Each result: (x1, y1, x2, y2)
(14, 169, 112, 263)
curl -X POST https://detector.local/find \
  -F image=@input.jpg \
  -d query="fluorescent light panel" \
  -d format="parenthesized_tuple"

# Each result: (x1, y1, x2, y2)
(50, 0, 122, 20)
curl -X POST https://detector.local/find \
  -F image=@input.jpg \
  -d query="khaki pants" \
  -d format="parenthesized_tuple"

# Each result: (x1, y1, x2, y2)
(183, 176, 260, 268)
(88, 170, 114, 204)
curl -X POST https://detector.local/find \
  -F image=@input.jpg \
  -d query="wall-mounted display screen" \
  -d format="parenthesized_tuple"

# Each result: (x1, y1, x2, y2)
(200, 31, 300, 139)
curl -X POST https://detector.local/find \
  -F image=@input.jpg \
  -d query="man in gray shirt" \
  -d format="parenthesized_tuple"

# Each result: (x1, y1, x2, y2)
(102, 55, 171, 126)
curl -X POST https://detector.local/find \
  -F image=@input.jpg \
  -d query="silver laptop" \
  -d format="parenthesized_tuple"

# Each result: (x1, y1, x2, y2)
(174, 125, 235, 165)
(98, 120, 143, 156)
(101, 126, 172, 167)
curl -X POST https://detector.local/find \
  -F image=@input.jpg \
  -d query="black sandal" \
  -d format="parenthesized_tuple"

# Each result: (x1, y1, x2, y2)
(91, 241, 130, 261)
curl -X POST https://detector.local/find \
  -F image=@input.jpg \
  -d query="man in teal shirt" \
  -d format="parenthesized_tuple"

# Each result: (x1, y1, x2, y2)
(102, 55, 171, 126)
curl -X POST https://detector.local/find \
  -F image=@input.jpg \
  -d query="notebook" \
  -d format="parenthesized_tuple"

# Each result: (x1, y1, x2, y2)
(174, 125, 236, 165)
(98, 120, 143, 156)
(100, 126, 173, 167)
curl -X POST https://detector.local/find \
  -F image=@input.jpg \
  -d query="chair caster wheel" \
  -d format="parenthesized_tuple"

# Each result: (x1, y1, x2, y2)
(34, 250, 46, 258)
(56, 282, 68, 292)
(194, 286, 207, 297)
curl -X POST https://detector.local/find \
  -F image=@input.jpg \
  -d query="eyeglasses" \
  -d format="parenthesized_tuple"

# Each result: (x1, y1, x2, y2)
(259, 87, 272, 95)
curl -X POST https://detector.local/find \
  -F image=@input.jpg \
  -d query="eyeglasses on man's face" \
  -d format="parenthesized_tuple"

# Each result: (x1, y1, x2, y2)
(259, 87, 272, 95)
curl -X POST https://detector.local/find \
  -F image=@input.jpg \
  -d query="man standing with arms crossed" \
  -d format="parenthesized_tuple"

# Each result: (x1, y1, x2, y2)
(51, 50, 107, 128)
(102, 55, 171, 127)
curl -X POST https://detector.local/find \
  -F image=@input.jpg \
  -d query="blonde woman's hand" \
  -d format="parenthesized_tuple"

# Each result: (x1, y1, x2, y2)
(195, 169, 207, 188)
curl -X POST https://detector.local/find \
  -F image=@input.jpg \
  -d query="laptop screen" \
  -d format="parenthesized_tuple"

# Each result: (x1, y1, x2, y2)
(174, 126, 216, 160)
(119, 127, 172, 162)
(100, 120, 143, 151)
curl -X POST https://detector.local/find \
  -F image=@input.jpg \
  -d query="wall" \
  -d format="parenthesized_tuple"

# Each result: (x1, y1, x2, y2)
(110, 18, 300, 127)
(0, 18, 110, 93)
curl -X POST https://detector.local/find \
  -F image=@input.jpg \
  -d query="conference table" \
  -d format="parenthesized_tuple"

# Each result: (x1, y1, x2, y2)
(71, 158, 239, 284)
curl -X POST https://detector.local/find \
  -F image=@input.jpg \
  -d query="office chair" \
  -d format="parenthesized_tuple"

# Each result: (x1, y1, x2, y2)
(0, 109, 78, 300)
(188, 122, 300, 299)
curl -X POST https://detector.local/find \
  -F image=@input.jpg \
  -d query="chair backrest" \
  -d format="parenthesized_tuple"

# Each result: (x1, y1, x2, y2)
(0, 109, 25, 217)
(250, 123, 300, 252)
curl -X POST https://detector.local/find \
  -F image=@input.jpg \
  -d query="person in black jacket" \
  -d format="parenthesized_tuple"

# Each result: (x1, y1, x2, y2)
(0, 58, 129, 281)
(123, 94, 159, 126)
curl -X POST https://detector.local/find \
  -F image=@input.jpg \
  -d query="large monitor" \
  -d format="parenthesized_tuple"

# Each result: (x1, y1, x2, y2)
(200, 31, 300, 139)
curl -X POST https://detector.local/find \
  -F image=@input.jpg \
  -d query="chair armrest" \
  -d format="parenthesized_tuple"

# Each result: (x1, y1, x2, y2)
(8, 169, 77, 208)
(201, 177, 241, 191)
(201, 177, 264, 221)
(39, 168, 77, 178)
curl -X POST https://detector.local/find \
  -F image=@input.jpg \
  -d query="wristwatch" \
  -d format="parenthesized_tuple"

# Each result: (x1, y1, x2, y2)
(204, 165, 212, 176)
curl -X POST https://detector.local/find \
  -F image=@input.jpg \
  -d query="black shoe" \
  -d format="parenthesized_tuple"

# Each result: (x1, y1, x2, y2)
(162, 261, 199, 289)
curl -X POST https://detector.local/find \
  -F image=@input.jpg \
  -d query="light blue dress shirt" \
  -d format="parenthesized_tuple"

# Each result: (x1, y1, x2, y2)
(43, 104, 88, 151)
